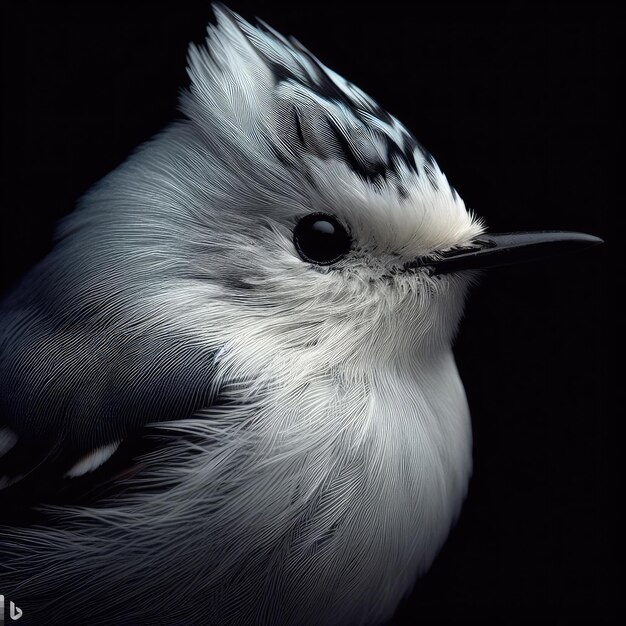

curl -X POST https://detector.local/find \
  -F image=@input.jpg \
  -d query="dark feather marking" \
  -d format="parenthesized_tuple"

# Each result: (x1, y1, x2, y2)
(268, 141, 318, 189)
(422, 147, 435, 167)
(226, 9, 427, 189)
(286, 37, 357, 110)
(270, 142, 294, 169)
(326, 117, 387, 185)
(369, 102, 394, 126)
(424, 165, 439, 191)
(385, 135, 418, 175)
(222, 274, 255, 291)
(0, 426, 169, 527)
(400, 132, 420, 172)
(0, 298, 220, 456)
(0, 381, 255, 527)
(292, 106, 306, 147)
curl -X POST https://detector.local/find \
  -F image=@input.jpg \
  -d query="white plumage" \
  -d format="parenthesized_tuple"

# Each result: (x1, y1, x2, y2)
(3, 5, 597, 626)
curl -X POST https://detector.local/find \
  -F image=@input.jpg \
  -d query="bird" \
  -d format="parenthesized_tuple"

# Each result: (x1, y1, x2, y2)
(0, 5, 602, 625)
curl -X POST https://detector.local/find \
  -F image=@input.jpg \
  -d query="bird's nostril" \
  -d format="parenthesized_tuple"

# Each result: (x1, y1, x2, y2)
(438, 239, 495, 259)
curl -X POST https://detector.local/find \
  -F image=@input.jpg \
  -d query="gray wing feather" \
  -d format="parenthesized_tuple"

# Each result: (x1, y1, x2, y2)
(0, 307, 218, 448)
(0, 286, 219, 501)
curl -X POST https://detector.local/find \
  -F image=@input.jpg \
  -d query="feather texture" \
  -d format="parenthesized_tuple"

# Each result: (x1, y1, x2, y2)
(0, 5, 483, 624)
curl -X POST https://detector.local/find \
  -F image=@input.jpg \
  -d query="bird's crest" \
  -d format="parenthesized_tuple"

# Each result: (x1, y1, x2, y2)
(182, 4, 447, 198)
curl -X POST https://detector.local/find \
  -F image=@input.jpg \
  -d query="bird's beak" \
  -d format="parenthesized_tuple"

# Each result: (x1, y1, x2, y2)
(413, 231, 603, 275)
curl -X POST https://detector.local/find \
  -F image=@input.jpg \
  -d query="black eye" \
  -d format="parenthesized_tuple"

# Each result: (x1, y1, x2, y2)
(293, 213, 352, 265)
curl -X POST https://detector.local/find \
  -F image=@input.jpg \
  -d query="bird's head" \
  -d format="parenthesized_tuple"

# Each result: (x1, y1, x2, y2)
(54, 5, 601, 372)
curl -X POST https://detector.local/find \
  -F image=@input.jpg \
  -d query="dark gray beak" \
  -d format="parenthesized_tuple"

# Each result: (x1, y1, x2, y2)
(412, 231, 604, 275)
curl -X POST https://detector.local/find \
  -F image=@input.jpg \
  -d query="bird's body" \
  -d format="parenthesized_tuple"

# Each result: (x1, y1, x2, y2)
(0, 172, 473, 622)
(0, 6, 601, 625)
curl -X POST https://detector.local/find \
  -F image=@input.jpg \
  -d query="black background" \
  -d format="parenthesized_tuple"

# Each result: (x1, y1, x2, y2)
(1, 2, 619, 624)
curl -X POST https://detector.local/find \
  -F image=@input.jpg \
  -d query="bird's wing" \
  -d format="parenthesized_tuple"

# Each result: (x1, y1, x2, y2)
(0, 304, 220, 519)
